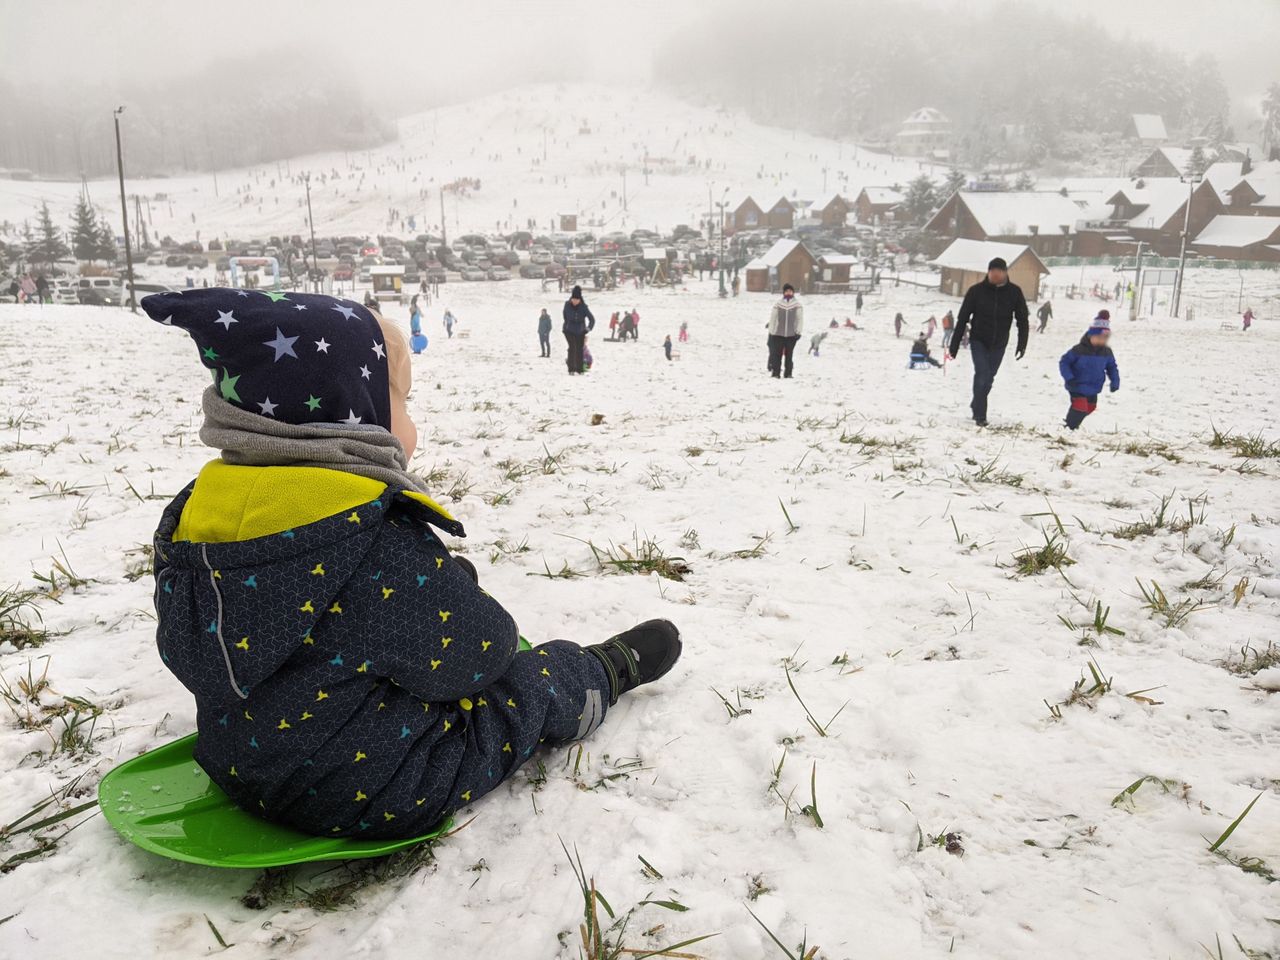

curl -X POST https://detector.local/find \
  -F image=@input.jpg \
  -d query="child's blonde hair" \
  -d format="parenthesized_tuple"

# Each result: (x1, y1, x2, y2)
(372, 310, 411, 400)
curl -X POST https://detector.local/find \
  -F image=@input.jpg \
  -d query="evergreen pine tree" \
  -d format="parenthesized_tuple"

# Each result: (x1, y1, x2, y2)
(31, 201, 70, 265)
(1262, 82, 1280, 160)
(1013, 171, 1036, 191)
(944, 167, 967, 198)
(70, 194, 99, 261)
(901, 174, 938, 225)
(94, 217, 118, 263)
(1185, 146, 1208, 179)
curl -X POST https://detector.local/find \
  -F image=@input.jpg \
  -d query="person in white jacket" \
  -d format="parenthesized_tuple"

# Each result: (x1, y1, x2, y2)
(767, 283, 804, 378)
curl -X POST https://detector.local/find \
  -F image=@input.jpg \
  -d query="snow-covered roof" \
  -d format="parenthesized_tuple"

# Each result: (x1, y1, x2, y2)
(818, 254, 857, 265)
(901, 107, 949, 126)
(859, 186, 904, 206)
(642, 246, 669, 260)
(809, 193, 845, 212)
(1147, 147, 1195, 174)
(758, 238, 809, 267)
(1228, 173, 1280, 205)
(951, 191, 1082, 237)
(930, 238, 1047, 274)
(1193, 215, 1280, 248)
(369, 265, 404, 275)
(1130, 114, 1167, 140)
(745, 258, 767, 270)
(763, 196, 795, 212)
(1109, 179, 1191, 230)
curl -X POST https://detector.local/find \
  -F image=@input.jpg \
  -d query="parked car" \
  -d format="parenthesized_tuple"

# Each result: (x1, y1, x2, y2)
(188, 257, 209, 269)
(333, 266, 354, 281)
(77, 276, 122, 306)
(358, 265, 373, 282)
(52, 279, 79, 304)
(460, 266, 486, 281)
(164, 254, 186, 267)
(544, 262, 567, 280)
(486, 266, 511, 281)
(424, 267, 447, 284)
(145, 253, 165, 266)
(529, 248, 553, 265)
(215, 257, 231, 271)
(518, 263, 546, 279)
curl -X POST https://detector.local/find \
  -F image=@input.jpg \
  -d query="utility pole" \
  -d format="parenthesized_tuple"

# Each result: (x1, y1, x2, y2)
(304, 174, 319, 291)
(439, 190, 447, 245)
(621, 167, 627, 212)
(1130, 240, 1145, 322)
(1172, 175, 1198, 318)
(717, 187, 729, 298)
(113, 106, 136, 313)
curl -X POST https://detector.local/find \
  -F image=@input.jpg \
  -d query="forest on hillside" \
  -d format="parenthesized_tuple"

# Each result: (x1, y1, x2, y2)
(657, 0, 1231, 168)
(0, 49, 394, 179)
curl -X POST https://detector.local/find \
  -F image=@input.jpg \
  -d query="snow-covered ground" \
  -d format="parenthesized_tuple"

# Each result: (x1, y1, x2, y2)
(1, 273, 1279, 959)
(0, 84, 942, 244)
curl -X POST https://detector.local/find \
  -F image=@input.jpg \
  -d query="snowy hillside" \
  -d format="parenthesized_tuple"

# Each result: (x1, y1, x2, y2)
(1, 274, 1278, 958)
(0, 84, 944, 244)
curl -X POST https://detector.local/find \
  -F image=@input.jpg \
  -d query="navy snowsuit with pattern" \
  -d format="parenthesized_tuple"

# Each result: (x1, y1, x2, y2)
(153, 481, 611, 839)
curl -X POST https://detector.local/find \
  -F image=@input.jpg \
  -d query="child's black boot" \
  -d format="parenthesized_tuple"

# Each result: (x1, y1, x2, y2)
(586, 620, 681, 704)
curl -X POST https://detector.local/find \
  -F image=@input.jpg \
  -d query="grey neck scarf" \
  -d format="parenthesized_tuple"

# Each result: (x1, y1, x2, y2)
(199, 386, 428, 494)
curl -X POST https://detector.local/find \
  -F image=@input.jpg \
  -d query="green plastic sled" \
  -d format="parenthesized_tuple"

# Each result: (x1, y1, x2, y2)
(99, 638, 532, 868)
(98, 732, 451, 868)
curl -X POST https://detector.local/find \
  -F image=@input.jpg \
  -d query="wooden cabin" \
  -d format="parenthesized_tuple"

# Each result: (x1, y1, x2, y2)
(931, 239, 1049, 301)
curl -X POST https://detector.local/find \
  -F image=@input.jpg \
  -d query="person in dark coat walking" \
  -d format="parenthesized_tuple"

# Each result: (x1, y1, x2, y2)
(766, 283, 804, 378)
(1036, 300, 1053, 333)
(1058, 311, 1120, 430)
(562, 285, 595, 374)
(537, 308, 552, 357)
(949, 257, 1029, 426)
(139, 287, 682, 840)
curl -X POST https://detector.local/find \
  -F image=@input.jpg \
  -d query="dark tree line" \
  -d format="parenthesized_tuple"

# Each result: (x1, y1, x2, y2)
(656, 0, 1230, 168)
(0, 49, 395, 178)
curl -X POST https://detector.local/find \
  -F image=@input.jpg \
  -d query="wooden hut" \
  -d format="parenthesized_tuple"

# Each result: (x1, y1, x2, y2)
(852, 187, 904, 224)
(750, 238, 817, 293)
(762, 196, 796, 230)
(727, 196, 765, 233)
(809, 193, 850, 228)
(931, 239, 1048, 301)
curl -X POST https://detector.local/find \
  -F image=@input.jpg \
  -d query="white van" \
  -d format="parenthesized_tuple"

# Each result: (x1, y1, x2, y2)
(76, 276, 123, 306)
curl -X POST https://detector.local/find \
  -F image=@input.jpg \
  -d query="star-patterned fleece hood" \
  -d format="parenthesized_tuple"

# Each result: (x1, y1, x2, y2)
(153, 462, 522, 835)
(141, 287, 392, 429)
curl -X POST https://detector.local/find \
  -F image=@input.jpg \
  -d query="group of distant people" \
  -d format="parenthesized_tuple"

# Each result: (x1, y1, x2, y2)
(761, 256, 1121, 431)
(7, 272, 48, 303)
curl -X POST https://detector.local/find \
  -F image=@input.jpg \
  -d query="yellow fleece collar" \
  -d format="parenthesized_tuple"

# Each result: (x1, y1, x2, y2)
(174, 460, 455, 544)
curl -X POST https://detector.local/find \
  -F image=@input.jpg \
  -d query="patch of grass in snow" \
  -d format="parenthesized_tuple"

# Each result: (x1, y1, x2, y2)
(1217, 641, 1280, 677)
(1209, 424, 1280, 459)
(1045, 656, 1164, 718)
(1057, 595, 1125, 646)
(715, 533, 773, 560)
(0, 585, 51, 649)
(559, 838, 719, 960)
(1010, 531, 1076, 577)
(0, 657, 106, 760)
(1110, 491, 1207, 540)
(1135, 578, 1211, 629)
(1105, 438, 1184, 463)
(30, 543, 94, 600)
(838, 428, 917, 453)
(962, 456, 1024, 488)
(747, 907, 821, 960)
(573, 533, 691, 582)
(783, 665, 848, 739)
(0, 771, 99, 873)
(1110, 775, 1187, 809)
(122, 544, 155, 582)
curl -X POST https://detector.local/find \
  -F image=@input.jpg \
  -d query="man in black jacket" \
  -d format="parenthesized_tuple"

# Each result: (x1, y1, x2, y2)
(562, 285, 595, 375)
(948, 257, 1029, 426)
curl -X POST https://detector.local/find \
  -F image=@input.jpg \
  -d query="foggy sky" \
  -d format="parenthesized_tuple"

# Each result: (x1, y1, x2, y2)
(2, 0, 1276, 109)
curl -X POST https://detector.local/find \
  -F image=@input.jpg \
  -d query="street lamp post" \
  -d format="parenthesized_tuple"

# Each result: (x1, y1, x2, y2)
(1172, 174, 1199, 318)
(716, 187, 729, 298)
(304, 173, 320, 291)
(113, 106, 137, 313)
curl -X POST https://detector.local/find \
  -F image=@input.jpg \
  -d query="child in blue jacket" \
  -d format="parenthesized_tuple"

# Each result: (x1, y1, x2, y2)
(141, 288, 681, 840)
(1058, 310, 1120, 430)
